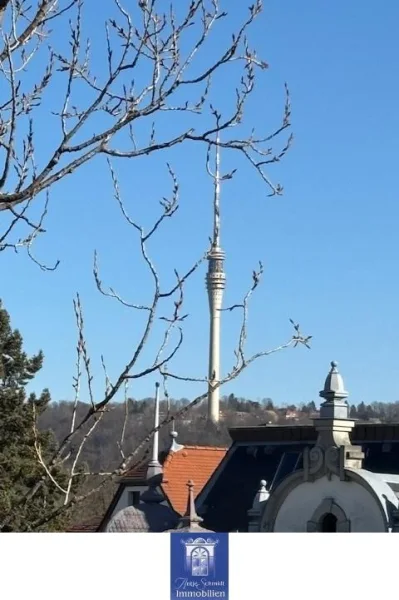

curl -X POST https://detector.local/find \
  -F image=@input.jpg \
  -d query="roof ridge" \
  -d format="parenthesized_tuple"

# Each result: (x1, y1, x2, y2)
(178, 445, 228, 451)
(124, 446, 228, 478)
(162, 445, 227, 467)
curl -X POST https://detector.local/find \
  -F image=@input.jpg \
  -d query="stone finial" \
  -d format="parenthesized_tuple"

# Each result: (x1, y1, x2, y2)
(187, 480, 202, 524)
(170, 428, 184, 453)
(308, 361, 364, 476)
(318, 361, 349, 421)
(252, 480, 270, 511)
(320, 361, 348, 402)
(247, 479, 269, 532)
(179, 480, 203, 529)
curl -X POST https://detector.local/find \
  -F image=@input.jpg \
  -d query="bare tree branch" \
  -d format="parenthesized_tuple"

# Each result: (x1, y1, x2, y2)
(20, 315, 310, 531)
(0, 1, 303, 533)
(116, 380, 129, 462)
(0, 0, 291, 255)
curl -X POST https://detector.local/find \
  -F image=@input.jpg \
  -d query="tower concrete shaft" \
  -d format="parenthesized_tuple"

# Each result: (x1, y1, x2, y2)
(206, 244, 225, 424)
(206, 133, 227, 424)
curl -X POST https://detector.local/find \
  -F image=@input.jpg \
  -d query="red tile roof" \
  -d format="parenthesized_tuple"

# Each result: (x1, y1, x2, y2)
(67, 516, 103, 533)
(124, 460, 148, 481)
(70, 444, 228, 532)
(122, 445, 227, 516)
(160, 446, 227, 516)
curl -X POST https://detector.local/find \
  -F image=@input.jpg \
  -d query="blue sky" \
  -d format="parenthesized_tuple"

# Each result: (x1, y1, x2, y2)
(2, 0, 399, 409)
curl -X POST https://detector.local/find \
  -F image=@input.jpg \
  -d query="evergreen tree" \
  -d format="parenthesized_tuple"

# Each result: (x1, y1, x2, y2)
(349, 405, 358, 419)
(356, 401, 369, 422)
(0, 300, 71, 531)
(264, 399, 274, 411)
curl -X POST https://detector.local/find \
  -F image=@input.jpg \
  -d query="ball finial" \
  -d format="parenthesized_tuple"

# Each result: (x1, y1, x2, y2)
(331, 360, 338, 369)
(260, 479, 267, 488)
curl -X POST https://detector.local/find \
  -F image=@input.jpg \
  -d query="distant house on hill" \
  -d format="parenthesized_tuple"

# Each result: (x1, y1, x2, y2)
(285, 409, 299, 421)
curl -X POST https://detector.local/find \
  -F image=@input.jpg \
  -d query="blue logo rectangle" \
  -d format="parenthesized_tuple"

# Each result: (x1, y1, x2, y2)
(170, 533, 229, 600)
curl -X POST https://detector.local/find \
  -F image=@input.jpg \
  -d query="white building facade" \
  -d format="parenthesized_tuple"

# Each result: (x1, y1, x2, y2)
(251, 362, 399, 533)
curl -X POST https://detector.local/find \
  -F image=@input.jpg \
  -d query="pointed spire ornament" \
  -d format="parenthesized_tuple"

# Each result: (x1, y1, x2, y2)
(317, 361, 350, 423)
(319, 360, 348, 413)
(304, 361, 364, 481)
(142, 382, 163, 503)
(170, 429, 184, 453)
(177, 480, 204, 531)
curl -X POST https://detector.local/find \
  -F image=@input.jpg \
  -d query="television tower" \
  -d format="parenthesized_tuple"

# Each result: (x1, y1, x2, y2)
(206, 138, 226, 424)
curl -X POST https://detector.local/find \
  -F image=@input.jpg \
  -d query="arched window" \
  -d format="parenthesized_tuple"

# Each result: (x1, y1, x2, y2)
(306, 498, 350, 532)
(320, 512, 337, 532)
(191, 547, 209, 576)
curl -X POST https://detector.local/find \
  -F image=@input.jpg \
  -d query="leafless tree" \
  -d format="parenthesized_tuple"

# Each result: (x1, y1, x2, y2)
(0, 0, 309, 531)
(0, 0, 291, 262)
(1, 152, 310, 530)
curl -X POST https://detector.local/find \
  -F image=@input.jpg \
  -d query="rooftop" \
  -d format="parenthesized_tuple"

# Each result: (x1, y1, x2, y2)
(86, 442, 228, 532)
(196, 423, 399, 532)
(123, 444, 228, 516)
(161, 445, 227, 515)
(68, 516, 103, 533)
(228, 422, 399, 443)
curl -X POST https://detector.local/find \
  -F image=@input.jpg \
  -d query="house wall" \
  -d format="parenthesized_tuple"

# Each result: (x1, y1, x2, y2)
(273, 475, 386, 532)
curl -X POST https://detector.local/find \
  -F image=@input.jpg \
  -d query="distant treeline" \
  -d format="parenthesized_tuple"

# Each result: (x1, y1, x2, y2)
(39, 395, 399, 475)
(40, 395, 399, 528)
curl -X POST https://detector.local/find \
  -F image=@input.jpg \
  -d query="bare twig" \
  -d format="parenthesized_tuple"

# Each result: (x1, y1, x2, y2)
(0, 0, 291, 253)
(32, 402, 68, 495)
(73, 294, 95, 409)
(22, 317, 310, 531)
(117, 380, 129, 461)
(0, 0, 301, 532)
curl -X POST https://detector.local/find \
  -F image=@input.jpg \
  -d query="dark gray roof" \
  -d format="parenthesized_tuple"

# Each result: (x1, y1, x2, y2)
(106, 503, 178, 533)
(198, 435, 399, 532)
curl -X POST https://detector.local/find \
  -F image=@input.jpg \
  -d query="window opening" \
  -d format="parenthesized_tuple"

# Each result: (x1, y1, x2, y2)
(320, 512, 337, 532)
